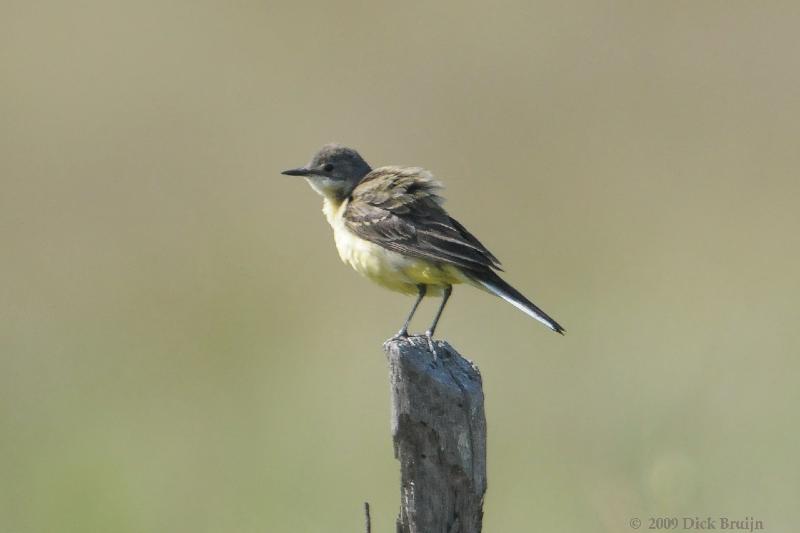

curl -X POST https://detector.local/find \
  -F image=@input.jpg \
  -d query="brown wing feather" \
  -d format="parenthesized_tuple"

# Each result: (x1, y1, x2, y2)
(344, 166, 502, 272)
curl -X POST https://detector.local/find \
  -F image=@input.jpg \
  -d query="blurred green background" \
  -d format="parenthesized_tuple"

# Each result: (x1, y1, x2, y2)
(2, 1, 799, 531)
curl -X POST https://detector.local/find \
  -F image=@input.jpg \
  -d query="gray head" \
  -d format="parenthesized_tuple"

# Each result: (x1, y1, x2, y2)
(282, 144, 372, 201)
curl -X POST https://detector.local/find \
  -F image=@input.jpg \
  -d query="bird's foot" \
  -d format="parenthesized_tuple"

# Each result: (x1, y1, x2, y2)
(424, 331, 439, 359)
(385, 329, 410, 347)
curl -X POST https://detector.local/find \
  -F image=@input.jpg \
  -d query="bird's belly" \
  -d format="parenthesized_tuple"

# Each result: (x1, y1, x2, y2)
(332, 225, 466, 295)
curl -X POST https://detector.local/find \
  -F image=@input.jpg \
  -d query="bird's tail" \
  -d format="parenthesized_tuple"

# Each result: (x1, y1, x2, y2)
(468, 270, 565, 334)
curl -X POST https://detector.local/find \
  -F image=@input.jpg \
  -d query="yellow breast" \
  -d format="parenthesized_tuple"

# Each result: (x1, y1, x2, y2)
(322, 198, 467, 295)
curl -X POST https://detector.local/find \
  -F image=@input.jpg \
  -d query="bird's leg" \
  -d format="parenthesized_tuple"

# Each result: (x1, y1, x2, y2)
(390, 284, 426, 340)
(425, 284, 452, 355)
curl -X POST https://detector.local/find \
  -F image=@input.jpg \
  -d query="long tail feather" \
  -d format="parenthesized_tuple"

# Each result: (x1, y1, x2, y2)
(469, 271, 565, 334)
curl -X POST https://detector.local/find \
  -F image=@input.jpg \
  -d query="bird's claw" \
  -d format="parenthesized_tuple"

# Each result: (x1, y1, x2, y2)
(424, 331, 438, 359)
(385, 329, 410, 347)
(386, 329, 438, 360)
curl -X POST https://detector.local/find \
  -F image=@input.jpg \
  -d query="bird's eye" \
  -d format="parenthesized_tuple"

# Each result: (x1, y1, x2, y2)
(323, 164, 334, 172)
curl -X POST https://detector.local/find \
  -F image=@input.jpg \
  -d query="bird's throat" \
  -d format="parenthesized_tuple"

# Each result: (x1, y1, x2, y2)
(304, 176, 354, 205)
(322, 196, 348, 227)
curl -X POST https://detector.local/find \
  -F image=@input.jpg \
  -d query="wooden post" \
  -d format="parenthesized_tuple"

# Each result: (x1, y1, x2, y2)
(384, 337, 487, 533)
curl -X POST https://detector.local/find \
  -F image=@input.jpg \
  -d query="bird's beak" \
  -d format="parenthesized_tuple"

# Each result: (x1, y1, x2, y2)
(281, 167, 312, 177)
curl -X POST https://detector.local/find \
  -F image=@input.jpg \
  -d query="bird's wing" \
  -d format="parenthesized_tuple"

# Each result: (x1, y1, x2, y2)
(344, 166, 502, 272)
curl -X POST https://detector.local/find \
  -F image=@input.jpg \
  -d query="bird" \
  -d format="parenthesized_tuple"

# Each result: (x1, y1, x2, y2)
(282, 144, 564, 347)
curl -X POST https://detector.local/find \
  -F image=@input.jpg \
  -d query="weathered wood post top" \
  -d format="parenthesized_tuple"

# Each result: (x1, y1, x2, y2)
(385, 337, 487, 533)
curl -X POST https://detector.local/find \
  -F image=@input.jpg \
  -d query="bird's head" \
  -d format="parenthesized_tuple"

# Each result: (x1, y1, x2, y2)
(282, 144, 372, 202)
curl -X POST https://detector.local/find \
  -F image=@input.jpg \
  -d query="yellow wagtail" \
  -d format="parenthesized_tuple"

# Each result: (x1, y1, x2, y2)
(282, 144, 564, 344)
